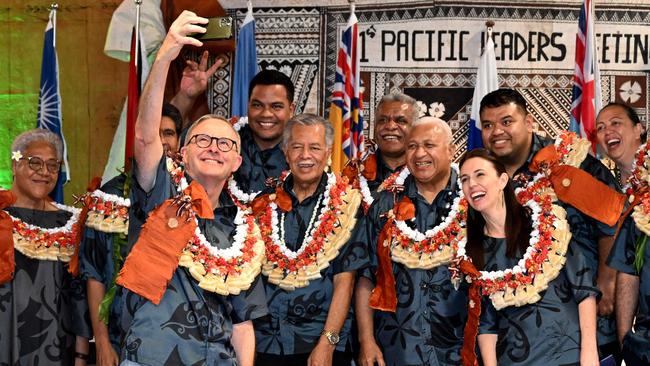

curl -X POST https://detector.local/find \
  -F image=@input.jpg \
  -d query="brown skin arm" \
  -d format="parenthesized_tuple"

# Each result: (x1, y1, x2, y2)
(615, 272, 639, 346)
(307, 271, 355, 366)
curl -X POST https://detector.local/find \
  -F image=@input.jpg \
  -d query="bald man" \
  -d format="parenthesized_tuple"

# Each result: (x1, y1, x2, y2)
(355, 118, 468, 366)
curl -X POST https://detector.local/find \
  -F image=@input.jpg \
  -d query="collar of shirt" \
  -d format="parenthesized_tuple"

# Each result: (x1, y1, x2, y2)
(283, 172, 329, 208)
(514, 132, 553, 177)
(375, 150, 403, 182)
(240, 124, 284, 156)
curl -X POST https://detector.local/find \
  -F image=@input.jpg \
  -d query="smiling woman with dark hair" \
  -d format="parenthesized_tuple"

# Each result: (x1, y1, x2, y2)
(0, 128, 91, 365)
(457, 148, 600, 366)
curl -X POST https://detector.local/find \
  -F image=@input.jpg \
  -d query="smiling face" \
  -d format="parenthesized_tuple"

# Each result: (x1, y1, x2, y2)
(374, 100, 415, 159)
(405, 121, 454, 187)
(596, 104, 643, 166)
(247, 84, 295, 149)
(181, 118, 242, 186)
(460, 156, 509, 213)
(12, 140, 59, 202)
(284, 123, 331, 189)
(480, 102, 534, 165)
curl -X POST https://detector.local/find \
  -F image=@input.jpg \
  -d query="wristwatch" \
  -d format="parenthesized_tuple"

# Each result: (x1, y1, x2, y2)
(321, 329, 340, 345)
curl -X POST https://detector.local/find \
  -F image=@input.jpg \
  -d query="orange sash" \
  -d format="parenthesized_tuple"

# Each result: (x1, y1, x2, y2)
(116, 181, 213, 304)
(529, 145, 625, 226)
(0, 190, 17, 284)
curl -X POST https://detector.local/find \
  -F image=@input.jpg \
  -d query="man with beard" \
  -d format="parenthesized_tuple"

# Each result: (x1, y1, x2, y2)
(355, 117, 468, 366)
(233, 69, 295, 193)
(479, 88, 624, 362)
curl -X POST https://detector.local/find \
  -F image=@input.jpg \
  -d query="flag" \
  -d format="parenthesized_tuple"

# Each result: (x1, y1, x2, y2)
(232, 2, 258, 117)
(467, 29, 499, 151)
(37, 9, 69, 203)
(329, 8, 364, 173)
(570, 0, 602, 152)
(102, 27, 148, 183)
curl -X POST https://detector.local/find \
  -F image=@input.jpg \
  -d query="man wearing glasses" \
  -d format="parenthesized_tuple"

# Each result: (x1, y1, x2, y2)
(107, 11, 268, 366)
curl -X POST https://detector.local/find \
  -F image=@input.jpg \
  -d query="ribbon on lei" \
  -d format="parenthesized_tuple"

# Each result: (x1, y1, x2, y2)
(369, 196, 415, 312)
(250, 186, 292, 217)
(0, 190, 17, 284)
(116, 181, 213, 305)
(529, 145, 625, 227)
(342, 154, 378, 186)
(68, 176, 102, 277)
(458, 259, 482, 366)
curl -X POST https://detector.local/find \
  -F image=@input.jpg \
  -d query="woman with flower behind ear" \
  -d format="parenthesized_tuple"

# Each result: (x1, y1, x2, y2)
(0, 128, 91, 365)
(455, 148, 600, 366)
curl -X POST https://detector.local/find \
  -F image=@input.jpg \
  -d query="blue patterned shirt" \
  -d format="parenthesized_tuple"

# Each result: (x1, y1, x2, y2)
(360, 171, 468, 366)
(254, 173, 368, 355)
(113, 157, 268, 366)
(512, 133, 620, 344)
(233, 125, 288, 194)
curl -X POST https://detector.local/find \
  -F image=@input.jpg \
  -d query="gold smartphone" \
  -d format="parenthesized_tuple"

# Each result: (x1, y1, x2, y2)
(194, 17, 233, 40)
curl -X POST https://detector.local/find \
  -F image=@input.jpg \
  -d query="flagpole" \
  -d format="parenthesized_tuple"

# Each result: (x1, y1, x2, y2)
(486, 20, 494, 41)
(349, 0, 355, 14)
(50, 3, 58, 49)
(134, 0, 142, 68)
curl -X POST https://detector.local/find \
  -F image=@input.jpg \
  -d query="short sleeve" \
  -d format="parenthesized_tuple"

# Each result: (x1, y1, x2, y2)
(80, 227, 110, 285)
(478, 296, 499, 335)
(131, 155, 173, 214)
(332, 210, 370, 274)
(229, 276, 269, 324)
(607, 216, 639, 276)
(563, 243, 601, 303)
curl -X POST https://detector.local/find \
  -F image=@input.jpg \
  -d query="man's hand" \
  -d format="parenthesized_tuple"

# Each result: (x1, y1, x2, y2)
(95, 337, 119, 366)
(307, 339, 335, 366)
(358, 339, 385, 366)
(157, 11, 207, 64)
(179, 51, 224, 99)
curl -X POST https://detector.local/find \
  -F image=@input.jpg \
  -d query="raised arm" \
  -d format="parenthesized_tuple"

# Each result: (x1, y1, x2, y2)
(170, 50, 223, 128)
(133, 11, 207, 190)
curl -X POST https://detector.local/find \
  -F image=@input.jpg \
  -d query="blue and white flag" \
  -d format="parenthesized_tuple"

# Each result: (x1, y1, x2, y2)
(231, 2, 258, 117)
(37, 9, 69, 203)
(467, 31, 499, 151)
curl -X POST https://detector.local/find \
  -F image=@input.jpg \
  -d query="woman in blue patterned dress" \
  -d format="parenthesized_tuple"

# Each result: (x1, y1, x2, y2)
(458, 149, 600, 366)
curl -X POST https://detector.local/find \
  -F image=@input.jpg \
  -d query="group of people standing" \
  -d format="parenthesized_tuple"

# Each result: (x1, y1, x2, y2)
(2, 10, 650, 366)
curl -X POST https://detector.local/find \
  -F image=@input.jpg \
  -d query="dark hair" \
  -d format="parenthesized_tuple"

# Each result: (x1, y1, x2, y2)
(479, 88, 528, 117)
(459, 148, 532, 269)
(599, 102, 646, 143)
(162, 102, 183, 136)
(248, 69, 295, 103)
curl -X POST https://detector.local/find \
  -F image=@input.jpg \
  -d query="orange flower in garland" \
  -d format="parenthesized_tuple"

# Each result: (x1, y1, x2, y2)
(255, 172, 361, 291)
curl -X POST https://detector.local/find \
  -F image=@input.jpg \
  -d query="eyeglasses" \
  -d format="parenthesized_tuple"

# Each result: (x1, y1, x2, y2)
(188, 134, 238, 152)
(19, 156, 61, 174)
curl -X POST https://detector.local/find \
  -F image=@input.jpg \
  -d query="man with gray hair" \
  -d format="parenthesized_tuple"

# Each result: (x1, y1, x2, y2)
(355, 117, 467, 366)
(251, 113, 368, 366)
(346, 93, 417, 210)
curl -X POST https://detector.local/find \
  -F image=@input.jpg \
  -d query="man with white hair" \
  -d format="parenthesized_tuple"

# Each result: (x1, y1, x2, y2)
(355, 117, 467, 366)
(251, 113, 367, 366)
(110, 11, 268, 366)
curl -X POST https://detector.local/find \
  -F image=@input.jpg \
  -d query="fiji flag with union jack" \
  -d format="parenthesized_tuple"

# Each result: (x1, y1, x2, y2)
(37, 9, 70, 203)
(329, 8, 364, 173)
(570, 0, 602, 152)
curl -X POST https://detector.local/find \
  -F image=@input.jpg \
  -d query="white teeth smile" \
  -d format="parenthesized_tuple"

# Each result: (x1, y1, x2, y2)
(382, 135, 399, 141)
(492, 139, 508, 146)
(471, 192, 486, 200)
(606, 138, 621, 148)
(297, 163, 314, 168)
(415, 162, 431, 167)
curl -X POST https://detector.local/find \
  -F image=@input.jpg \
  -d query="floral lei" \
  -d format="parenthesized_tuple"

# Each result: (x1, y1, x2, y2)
(381, 164, 467, 269)
(454, 174, 571, 310)
(257, 171, 361, 291)
(621, 140, 650, 273)
(9, 203, 82, 262)
(166, 156, 265, 295)
(84, 190, 130, 234)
